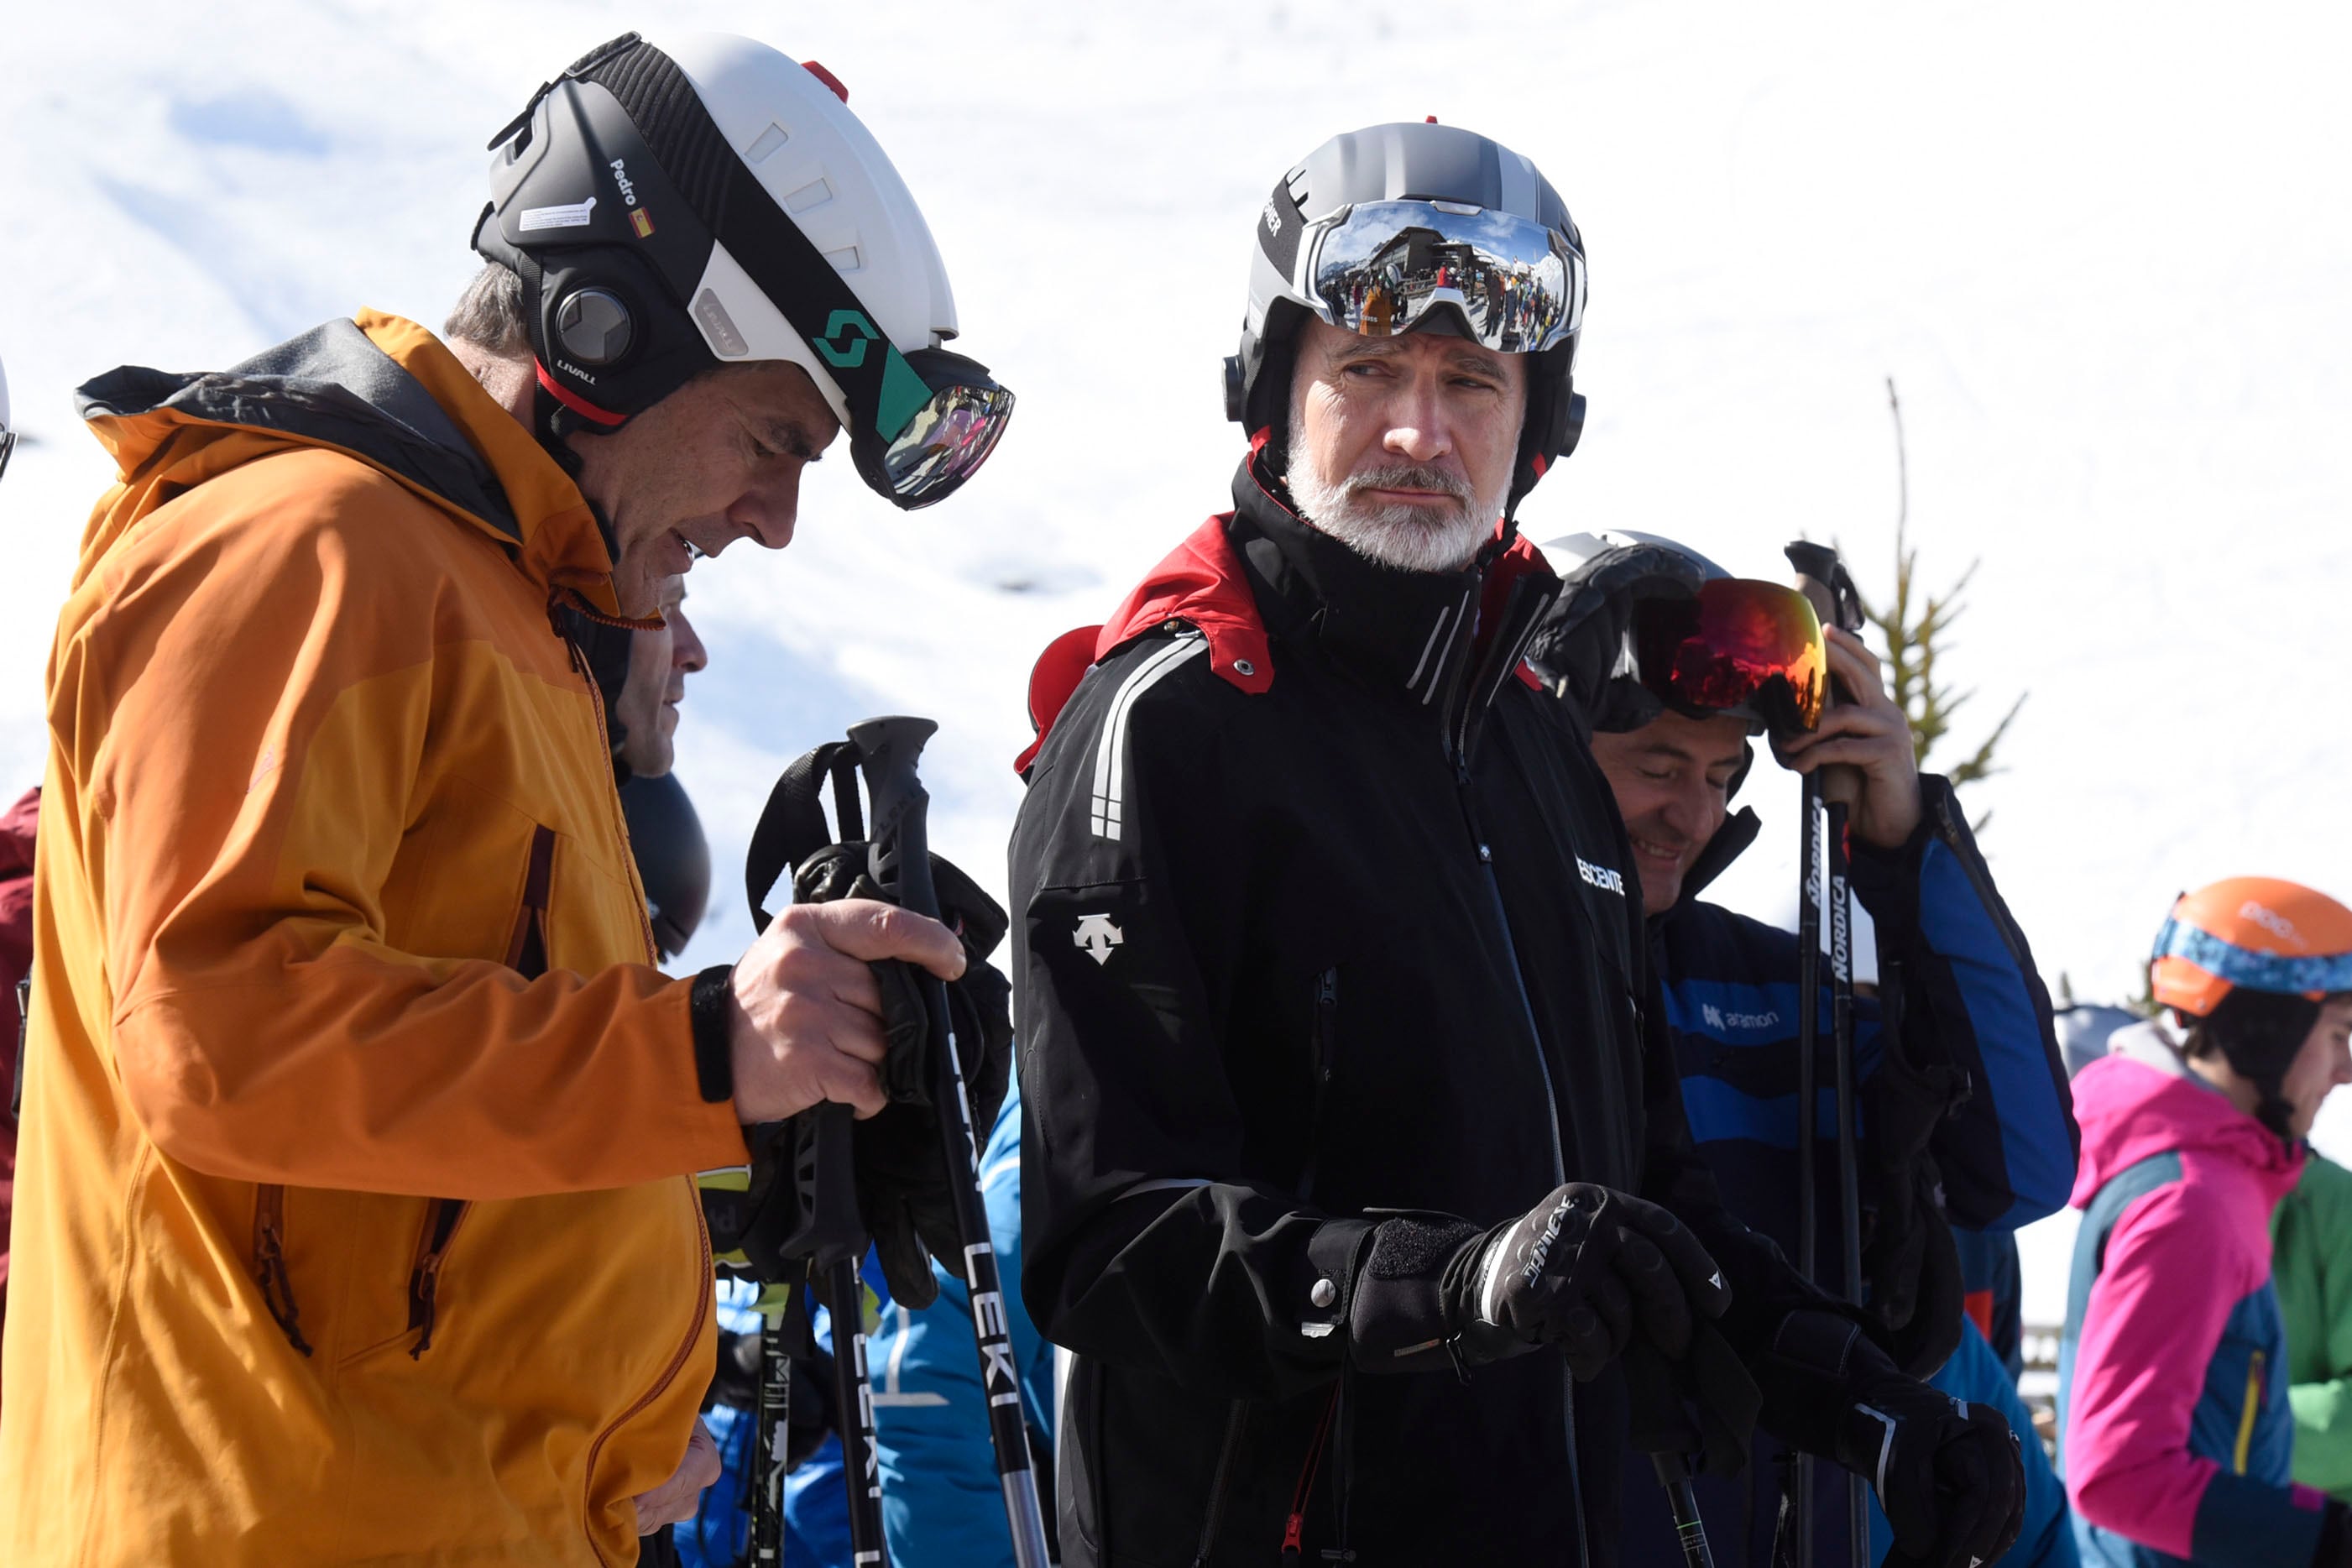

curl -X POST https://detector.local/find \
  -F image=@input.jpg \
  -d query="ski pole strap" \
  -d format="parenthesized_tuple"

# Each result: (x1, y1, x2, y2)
(746, 740, 865, 934)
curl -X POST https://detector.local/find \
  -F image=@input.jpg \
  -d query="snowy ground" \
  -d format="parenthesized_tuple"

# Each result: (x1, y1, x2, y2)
(4, 0, 2349, 1330)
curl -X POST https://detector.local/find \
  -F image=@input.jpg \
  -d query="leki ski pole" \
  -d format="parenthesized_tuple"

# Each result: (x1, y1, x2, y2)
(1789, 542, 1872, 1568)
(849, 716, 1053, 1568)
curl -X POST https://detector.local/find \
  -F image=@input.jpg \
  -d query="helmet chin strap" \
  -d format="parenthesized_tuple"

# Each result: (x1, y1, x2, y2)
(525, 378, 624, 566)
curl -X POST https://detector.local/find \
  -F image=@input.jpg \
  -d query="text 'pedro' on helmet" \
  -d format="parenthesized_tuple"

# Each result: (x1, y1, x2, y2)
(473, 32, 1013, 509)
(1226, 120, 1589, 519)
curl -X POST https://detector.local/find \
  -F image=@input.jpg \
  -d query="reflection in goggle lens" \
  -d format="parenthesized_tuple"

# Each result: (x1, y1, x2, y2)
(851, 348, 1016, 511)
(1633, 579, 1827, 734)
(1309, 199, 1586, 355)
(882, 382, 1016, 501)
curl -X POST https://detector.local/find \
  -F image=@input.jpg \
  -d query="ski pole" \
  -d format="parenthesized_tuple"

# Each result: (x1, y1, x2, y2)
(1824, 797, 1868, 1565)
(1792, 770, 1823, 1568)
(1626, 1344, 1717, 1568)
(1790, 542, 1873, 1568)
(848, 716, 1053, 1568)
(823, 1253, 890, 1568)
(750, 1280, 796, 1567)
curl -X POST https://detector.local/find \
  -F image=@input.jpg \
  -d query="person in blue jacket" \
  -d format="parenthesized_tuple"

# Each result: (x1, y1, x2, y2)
(1532, 531, 2078, 1566)
(684, 1081, 1054, 1567)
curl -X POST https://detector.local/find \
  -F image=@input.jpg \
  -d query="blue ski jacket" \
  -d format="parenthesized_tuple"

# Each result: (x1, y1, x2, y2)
(1618, 772, 2073, 1566)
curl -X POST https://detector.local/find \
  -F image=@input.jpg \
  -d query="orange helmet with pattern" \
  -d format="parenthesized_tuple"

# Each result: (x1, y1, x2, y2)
(2150, 876, 2352, 1019)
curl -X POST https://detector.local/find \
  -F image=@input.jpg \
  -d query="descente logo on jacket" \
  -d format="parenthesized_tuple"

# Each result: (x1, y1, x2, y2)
(1577, 857, 1625, 896)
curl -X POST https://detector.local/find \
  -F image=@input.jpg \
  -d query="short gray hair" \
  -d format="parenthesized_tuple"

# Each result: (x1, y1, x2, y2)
(445, 263, 531, 356)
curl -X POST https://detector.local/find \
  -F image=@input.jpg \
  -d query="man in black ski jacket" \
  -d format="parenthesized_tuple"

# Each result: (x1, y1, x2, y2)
(1011, 121, 2024, 1568)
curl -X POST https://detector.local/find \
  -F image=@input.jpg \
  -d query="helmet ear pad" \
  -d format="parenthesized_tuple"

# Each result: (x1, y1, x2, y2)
(1507, 339, 1581, 517)
(525, 246, 719, 436)
(1239, 299, 1311, 475)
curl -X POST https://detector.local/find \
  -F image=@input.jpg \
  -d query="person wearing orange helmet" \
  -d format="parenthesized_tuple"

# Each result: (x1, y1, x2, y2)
(2059, 878, 2352, 1568)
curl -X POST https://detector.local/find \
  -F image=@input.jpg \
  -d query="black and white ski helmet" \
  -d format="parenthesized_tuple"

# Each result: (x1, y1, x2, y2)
(473, 33, 1011, 509)
(1226, 120, 1589, 518)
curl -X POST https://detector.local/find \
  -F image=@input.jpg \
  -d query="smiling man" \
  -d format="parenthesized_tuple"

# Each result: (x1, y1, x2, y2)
(1, 32, 1012, 1567)
(1533, 529, 2077, 1565)
(1010, 124, 2020, 1567)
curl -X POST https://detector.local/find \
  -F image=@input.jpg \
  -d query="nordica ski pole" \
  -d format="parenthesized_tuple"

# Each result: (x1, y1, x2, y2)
(848, 716, 1054, 1568)
(1792, 763, 1823, 1568)
(1789, 541, 1872, 1568)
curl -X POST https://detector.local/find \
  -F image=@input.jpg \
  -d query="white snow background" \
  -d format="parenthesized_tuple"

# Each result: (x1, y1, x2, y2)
(3, 0, 2349, 1330)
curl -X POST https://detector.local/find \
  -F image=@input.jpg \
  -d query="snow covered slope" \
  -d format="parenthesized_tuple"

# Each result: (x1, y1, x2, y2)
(4, 0, 2348, 1307)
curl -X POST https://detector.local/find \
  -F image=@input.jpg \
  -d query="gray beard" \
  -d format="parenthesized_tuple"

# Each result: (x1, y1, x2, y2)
(1286, 457, 1506, 575)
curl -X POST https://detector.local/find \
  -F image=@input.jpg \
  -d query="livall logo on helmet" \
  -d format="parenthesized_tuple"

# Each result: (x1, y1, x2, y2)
(816, 308, 881, 369)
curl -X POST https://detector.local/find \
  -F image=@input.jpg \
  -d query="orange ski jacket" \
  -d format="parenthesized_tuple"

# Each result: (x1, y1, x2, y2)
(0, 311, 751, 1565)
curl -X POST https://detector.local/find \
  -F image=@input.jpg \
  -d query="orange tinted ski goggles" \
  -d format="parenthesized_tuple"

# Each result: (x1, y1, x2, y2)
(1630, 579, 1827, 734)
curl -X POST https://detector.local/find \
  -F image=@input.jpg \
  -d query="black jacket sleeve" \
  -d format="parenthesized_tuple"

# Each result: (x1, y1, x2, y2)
(1014, 637, 1384, 1403)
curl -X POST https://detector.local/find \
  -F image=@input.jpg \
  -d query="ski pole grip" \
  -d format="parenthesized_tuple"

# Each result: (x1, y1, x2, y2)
(1785, 543, 1867, 809)
(846, 716, 943, 923)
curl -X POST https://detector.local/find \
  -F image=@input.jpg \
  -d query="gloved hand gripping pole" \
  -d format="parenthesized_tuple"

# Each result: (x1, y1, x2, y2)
(847, 716, 1053, 1568)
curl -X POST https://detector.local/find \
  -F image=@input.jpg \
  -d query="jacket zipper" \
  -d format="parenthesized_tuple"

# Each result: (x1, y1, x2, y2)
(1456, 769, 1587, 1568)
(578, 1178, 714, 1564)
(406, 1197, 470, 1357)
(1441, 575, 1591, 1568)
(252, 1184, 313, 1356)
(2234, 1349, 2266, 1473)
(1189, 1400, 1249, 1567)
(1298, 969, 1340, 1203)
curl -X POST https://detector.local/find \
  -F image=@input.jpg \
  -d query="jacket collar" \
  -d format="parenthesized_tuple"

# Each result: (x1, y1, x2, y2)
(1228, 455, 1557, 717)
(76, 311, 624, 614)
(1014, 454, 1560, 774)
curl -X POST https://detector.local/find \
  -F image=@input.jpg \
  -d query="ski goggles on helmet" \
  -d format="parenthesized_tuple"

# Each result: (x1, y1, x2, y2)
(849, 347, 1015, 510)
(1309, 199, 1586, 354)
(1631, 579, 1827, 734)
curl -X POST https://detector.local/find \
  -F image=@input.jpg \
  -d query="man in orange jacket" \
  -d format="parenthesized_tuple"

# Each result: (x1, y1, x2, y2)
(0, 32, 1014, 1566)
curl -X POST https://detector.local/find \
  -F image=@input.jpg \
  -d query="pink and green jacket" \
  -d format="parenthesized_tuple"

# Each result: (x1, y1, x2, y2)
(2059, 1022, 2325, 1567)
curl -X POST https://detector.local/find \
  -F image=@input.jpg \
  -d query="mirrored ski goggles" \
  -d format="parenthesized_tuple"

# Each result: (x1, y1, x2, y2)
(849, 347, 1016, 511)
(1631, 579, 1827, 734)
(1309, 199, 1586, 354)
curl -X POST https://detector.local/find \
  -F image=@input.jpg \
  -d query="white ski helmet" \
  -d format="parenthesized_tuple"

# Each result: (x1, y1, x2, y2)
(474, 32, 1012, 509)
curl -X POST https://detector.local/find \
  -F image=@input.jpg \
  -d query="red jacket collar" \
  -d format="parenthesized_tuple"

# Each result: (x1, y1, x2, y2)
(1017, 510, 1555, 775)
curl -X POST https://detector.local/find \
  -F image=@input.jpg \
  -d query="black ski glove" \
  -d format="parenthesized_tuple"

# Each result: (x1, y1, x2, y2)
(1524, 540, 1707, 729)
(1437, 1183, 1733, 1379)
(791, 843, 1015, 1309)
(1769, 1310, 2024, 1568)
